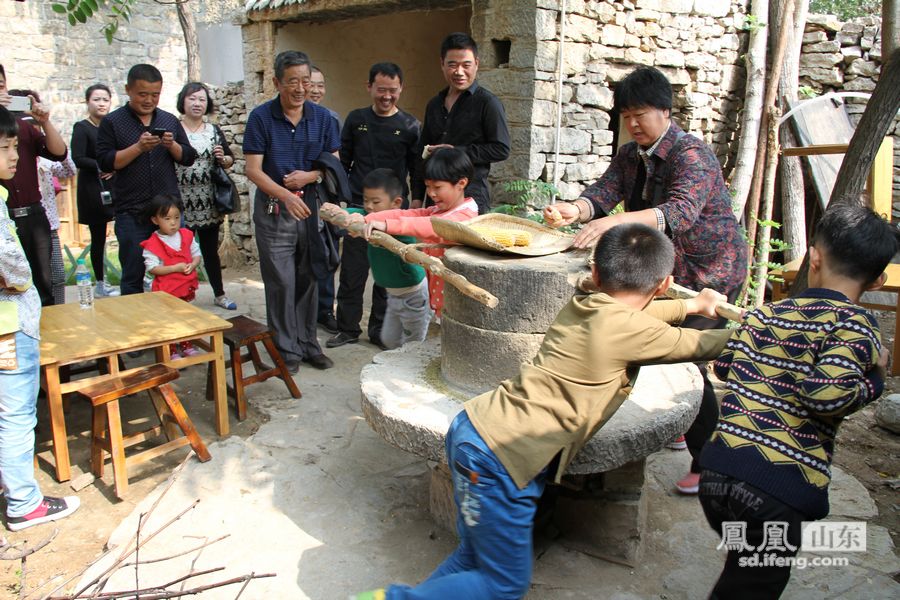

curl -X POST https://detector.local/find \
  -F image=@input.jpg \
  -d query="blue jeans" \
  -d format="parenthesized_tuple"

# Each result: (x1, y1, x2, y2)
(388, 411, 547, 599)
(0, 331, 43, 517)
(115, 212, 154, 296)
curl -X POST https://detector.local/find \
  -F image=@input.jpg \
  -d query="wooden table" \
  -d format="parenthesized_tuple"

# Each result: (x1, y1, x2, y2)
(40, 292, 232, 482)
(772, 258, 900, 375)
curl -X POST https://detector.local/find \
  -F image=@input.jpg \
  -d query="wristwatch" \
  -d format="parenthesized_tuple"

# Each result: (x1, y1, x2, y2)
(315, 172, 323, 185)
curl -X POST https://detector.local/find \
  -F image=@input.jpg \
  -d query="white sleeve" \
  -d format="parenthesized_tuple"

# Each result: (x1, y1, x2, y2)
(143, 247, 162, 272)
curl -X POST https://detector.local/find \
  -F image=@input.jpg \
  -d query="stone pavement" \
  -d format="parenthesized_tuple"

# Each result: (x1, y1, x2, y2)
(43, 273, 900, 598)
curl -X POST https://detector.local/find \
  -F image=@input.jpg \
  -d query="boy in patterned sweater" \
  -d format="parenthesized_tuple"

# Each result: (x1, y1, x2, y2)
(699, 203, 898, 599)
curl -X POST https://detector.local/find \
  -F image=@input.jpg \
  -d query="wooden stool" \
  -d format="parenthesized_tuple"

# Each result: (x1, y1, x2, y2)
(78, 363, 211, 499)
(213, 315, 301, 421)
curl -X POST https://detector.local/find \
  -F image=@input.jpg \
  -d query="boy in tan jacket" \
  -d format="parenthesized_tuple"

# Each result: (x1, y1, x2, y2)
(354, 223, 734, 600)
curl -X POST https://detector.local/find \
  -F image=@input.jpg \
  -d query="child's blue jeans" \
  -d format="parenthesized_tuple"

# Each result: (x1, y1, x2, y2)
(0, 331, 43, 517)
(387, 411, 548, 600)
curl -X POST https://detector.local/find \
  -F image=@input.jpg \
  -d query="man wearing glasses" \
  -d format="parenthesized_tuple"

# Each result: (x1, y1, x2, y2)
(243, 51, 340, 372)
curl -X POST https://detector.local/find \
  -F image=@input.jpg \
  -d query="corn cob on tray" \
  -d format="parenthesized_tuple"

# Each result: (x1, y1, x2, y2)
(431, 213, 576, 256)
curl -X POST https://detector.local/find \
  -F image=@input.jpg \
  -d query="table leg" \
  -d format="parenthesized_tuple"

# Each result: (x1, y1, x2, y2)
(211, 332, 229, 436)
(44, 364, 71, 482)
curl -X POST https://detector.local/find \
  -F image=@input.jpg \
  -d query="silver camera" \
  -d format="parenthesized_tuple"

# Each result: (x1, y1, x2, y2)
(100, 190, 112, 206)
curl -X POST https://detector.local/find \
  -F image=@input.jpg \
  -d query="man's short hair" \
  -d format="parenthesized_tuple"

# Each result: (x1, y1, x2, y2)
(274, 51, 311, 81)
(362, 168, 403, 200)
(176, 82, 214, 115)
(85, 83, 111, 102)
(593, 224, 675, 294)
(613, 66, 673, 113)
(311, 66, 324, 78)
(813, 204, 899, 285)
(440, 32, 478, 59)
(424, 147, 474, 184)
(368, 62, 403, 85)
(0, 106, 18, 140)
(127, 64, 163, 87)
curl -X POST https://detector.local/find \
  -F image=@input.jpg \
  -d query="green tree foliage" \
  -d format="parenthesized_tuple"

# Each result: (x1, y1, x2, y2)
(809, 0, 881, 20)
(51, 0, 136, 44)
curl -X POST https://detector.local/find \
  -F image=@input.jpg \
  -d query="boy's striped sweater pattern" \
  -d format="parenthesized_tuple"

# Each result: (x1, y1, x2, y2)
(700, 288, 884, 518)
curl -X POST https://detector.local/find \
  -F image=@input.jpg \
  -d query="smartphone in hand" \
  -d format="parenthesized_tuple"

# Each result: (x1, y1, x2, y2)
(8, 96, 31, 113)
(150, 127, 168, 137)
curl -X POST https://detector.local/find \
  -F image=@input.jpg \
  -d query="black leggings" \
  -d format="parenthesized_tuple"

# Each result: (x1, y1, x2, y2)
(88, 221, 110, 281)
(193, 225, 224, 297)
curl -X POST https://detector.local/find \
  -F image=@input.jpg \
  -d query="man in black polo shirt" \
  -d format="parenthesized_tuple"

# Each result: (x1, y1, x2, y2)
(97, 64, 196, 296)
(412, 32, 510, 214)
(328, 62, 420, 349)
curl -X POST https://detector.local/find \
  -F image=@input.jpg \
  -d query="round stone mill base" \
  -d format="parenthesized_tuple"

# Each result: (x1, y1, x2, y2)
(360, 339, 704, 564)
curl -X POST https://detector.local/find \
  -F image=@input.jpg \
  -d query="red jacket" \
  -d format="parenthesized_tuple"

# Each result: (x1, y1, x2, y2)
(140, 228, 199, 302)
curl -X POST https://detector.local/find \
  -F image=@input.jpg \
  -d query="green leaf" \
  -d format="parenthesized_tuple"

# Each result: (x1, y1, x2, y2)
(73, 7, 87, 23)
(51, 3, 68, 14)
(81, 3, 93, 18)
(67, 0, 78, 9)
(84, 0, 99, 10)
(68, 13, 76, 25)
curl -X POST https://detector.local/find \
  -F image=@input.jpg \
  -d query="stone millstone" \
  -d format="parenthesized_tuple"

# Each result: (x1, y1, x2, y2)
(442, 246, 590, 333)
(875, 394, 900, 435)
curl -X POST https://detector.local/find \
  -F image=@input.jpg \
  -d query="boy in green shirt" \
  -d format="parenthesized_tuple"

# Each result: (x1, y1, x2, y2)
(325, 169, 432, 349)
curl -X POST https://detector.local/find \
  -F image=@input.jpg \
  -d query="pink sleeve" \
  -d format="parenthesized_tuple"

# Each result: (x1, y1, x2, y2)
(364, 207, 434, 223)
(382, 206, 478, 242)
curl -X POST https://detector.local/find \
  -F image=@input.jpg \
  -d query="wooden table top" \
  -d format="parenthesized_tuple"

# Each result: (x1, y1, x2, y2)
(40, 292, 232, 366)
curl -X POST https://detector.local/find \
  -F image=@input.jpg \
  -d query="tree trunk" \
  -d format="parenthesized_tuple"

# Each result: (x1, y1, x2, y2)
(745, 0, 797, 249)
(175, 0, 201, 82)
(789, 47, 900, 297)
(751, 105, 782, 307)
(777, 0, 809, 262)
(729, 0, 769, 218)
(884, 0, 899, 60)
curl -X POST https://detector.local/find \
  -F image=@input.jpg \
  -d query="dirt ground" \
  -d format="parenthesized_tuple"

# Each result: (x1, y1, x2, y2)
(2, 263, 899, 598)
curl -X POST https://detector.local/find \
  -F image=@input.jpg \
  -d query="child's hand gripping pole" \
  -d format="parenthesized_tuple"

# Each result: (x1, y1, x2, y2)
(575, 273, 745, 323)
(319, 205, 499, 309)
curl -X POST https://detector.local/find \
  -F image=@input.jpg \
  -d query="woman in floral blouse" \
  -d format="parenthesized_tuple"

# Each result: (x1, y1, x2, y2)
(545, 66, 748, 497)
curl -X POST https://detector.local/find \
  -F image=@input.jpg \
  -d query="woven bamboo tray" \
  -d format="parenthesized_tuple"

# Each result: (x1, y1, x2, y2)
(431, 213, 576, 256)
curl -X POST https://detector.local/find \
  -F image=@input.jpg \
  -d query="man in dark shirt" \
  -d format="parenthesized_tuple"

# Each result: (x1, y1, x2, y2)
(412, 33, 510, 214)
(97, 64, 196, 296)
(0, 64, 68, 305)
(328, 62, 420, 349)
(243, 51, 340, 372)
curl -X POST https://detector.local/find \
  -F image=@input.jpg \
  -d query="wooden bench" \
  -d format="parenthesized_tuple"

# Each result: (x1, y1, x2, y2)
(78, 363, 211, 499)
(209, 315, 301, 421)
(772, 258, 900, 375)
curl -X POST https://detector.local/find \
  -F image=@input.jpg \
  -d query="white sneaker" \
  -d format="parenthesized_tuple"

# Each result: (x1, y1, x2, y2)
(95, 280, 121, 297)
(214, 295, 238, 310)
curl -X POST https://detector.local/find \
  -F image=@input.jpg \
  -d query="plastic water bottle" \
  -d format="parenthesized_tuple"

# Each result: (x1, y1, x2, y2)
(75, 259, 93, 309)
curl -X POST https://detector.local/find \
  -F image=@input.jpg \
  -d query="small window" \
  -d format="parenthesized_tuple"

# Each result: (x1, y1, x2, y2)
(256, 71, 265, 94)
(491, 39, 511, 68)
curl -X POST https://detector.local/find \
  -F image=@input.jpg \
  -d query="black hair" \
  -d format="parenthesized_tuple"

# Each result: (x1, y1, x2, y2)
(147, 194, 184, 221)
(368, 62, 403, 85)
(593, 224, 675, 294)
(274, 51, 311, 81)
(440, 32, 478, 59)
(127, 64, 163, 87)
(85, 83, 111, 102)
(362, 168, 403, 200)
(311, 66, 324, 77)
(0, 106, 18, 140)
(176, 82, 214, 115)
(8, 89, 39, 103)
(0, 64, 5, 79)
(613, 66, 673, 113)
(812, 204, 899, 285)
(424, 147, 473, 184)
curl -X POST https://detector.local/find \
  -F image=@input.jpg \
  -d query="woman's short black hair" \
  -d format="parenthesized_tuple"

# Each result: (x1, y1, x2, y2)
(593, 223, 675, 294)
(0, 106, 19, 140)
(813, 203, 900, 285)
(424, 147, 474, 184)
(176, 82, 214, 115)
(147, 194, 184, 221)
(613, 66, 673, 113)
(85, 83, 111, 102)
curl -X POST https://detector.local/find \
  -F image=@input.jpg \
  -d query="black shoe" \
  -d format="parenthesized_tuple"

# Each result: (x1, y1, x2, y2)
(317, 313, 339, 334)
(302, 353, 334, 370)
(326, 332, 360, 348)
(369, 334, 388, 351)
(284, 359, 301, 374)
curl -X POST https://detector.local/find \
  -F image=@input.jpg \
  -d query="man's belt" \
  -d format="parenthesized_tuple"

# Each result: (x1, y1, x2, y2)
(10, 204, 44, 219)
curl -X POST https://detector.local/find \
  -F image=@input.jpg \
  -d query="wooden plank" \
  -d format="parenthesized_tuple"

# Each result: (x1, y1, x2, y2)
(781, 144, 849, 156)
(869, 137, 894, 219)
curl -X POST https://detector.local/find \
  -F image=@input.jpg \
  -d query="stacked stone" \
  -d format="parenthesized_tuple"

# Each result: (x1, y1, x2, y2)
(475, 0, 749, 204)
(212, 83, 255, 262)
(800, 15, 900, 217)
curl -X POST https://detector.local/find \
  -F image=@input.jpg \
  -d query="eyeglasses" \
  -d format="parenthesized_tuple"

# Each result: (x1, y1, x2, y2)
(279, 78, 311, 90)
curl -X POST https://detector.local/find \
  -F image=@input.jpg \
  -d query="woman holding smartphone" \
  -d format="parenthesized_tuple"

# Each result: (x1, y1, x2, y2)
(71, 83, 119, 297)
(175, 81, 237, 311)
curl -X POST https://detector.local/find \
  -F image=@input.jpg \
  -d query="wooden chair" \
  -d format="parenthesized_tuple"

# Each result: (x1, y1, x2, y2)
(78, 363, 211, 499)
(210, 315, 301, 421)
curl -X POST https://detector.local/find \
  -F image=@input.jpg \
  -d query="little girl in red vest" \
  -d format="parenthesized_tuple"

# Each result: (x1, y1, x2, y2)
(140, 194, 202, 359)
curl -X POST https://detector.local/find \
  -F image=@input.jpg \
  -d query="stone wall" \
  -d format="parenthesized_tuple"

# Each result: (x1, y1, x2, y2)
(799, 14, 900, 216)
